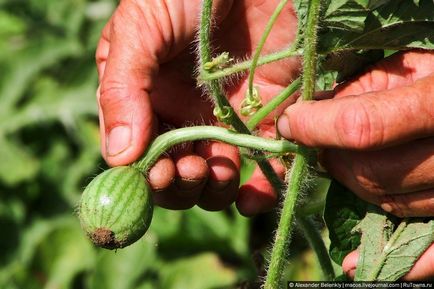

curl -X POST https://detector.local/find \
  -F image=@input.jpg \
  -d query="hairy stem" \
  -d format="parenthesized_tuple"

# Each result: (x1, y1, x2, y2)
(297, 216, 336, 280)
(247, 0, 289, 99)
(199, 0, 287, 197)
(199, 0, 244, 130)
(264, 0, 322, 287)
(264, 149, 310, 289)
(199, 48, 300, 82)
(133, 126, 298, 173)
(247, 77, 301, 130)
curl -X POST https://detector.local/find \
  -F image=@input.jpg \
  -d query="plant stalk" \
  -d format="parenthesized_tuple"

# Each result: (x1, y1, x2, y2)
(264, 150, 309, 289)
(199, 0, 288, 197)
(264, 0, 322, 287)
(297, 216, 336, 280)
(199, 0, 244, 130)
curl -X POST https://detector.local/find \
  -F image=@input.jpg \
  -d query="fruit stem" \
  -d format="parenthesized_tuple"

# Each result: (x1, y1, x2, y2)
(133, 126, 298, 173)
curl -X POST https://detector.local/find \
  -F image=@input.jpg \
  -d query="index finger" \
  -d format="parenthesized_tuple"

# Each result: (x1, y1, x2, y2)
(277, 74, 434, 150)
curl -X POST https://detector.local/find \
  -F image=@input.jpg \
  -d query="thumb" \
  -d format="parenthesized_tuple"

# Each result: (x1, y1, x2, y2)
(97, 4, 159, 166)
(97, 1, 234, 166)
(277, 74, 434, 150)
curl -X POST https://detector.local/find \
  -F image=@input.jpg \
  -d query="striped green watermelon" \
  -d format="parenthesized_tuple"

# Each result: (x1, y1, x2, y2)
(79, 166, 153, 249)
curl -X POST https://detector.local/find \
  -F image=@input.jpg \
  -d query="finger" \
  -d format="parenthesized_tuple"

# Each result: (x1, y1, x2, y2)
(278, 74, 434, 150)
(147, 156, 176, 191)
(153, 152, 209, 210)
(322, 138, 434, 200)
(195, 141, 240, 211)
(173, 153, 209, 198)
(98, 5, 159, 167)
(335, 50, 434, 98)
(403, 243, 434, 280)
(342, 250, 358, 279)
(343, 245, 434, 281)
(236, 159, 286, 216)
(379, 189, 434, 218)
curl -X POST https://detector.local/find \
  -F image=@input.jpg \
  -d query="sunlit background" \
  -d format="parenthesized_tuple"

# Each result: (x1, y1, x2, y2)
(0, 1, 324, 288)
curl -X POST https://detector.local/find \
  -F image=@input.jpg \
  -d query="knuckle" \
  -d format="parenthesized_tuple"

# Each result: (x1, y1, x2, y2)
(335, 99, 384, 149)
(99, 82, 130, 110)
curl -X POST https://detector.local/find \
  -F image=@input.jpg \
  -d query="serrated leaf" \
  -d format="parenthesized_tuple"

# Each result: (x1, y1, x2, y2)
(378, 220, 434, 280)
(319, 0, 434, 53)
(322, 0, 393, 32)
(325, 181, 434, 281)
(354, 205, 395, 280)
(324, 180, 368, 264)
(356, 218, 434, 281)
(323, 0, 372, 32)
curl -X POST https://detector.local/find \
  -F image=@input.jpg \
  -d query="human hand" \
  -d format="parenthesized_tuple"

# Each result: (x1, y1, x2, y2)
(96, 0, 300, 214)
(277, 50, 434, 279)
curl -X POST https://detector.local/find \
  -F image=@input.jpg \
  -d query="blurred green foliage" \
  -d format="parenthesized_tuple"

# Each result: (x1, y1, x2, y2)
(0, 1, 321, 288)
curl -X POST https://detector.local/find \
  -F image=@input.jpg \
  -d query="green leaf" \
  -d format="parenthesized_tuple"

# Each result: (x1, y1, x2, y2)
(0, 68, 98, 135)
(0, 37, 82, 114)
(325, 181, 434, 281)
(324, 180, 368, 264)
(0, 136, 39, 185)
(28, 0, 87, 37)
(321, 50, 384, 83)
(0, 10, 26, 37)
(319, 0, 434, 53)
(353, 205, 395, 280)
(378, 220, 434, 280)
(160, 253, 237, 289)
(323, 0, 373, 32)
(355, 217, 434, 281)
(152, 206, 250, 259)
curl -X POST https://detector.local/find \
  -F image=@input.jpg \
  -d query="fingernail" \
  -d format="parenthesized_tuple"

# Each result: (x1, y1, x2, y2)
(175, 177, 206, 198)
(176, 177, 206, 190)
(107, 125, 131, 156)
(277, 114, 292, 139)
(381, 203, 393, 213)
